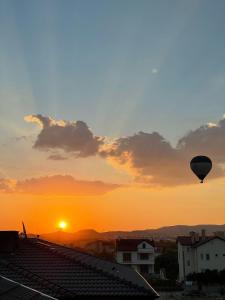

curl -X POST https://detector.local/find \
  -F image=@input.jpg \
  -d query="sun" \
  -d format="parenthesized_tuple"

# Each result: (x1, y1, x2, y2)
(58, 221, 68, 230)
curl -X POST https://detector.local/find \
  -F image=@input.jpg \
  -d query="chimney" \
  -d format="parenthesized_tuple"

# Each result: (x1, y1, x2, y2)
(195, 232, 199, 242)
(189, 231, 196, 243)
(201, 229, 206, 240)
(0, 231, 19, 253)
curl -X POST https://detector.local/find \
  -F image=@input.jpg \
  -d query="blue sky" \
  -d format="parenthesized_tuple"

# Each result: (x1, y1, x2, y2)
(0, 0, 225, 143)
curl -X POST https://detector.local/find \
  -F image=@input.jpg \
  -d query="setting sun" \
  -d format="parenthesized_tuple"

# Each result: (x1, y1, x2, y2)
(58, 221, 68, 230)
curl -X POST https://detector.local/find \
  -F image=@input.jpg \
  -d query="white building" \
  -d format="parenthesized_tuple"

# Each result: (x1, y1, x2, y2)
(177, 230, 225, 282)
(115, 239, 155, 274)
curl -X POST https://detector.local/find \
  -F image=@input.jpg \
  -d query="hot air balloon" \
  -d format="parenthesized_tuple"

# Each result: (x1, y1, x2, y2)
(190, 156, 212, 183)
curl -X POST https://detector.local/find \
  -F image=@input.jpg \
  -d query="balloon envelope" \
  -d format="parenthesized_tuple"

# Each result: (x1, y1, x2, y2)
(190, 156, 212, 183)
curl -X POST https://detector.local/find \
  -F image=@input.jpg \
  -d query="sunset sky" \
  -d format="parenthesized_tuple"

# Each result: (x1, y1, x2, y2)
(0, 0, 225, 234)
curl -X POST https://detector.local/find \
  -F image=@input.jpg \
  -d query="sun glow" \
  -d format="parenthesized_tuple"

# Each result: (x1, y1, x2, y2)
(58, 221, 68, 230)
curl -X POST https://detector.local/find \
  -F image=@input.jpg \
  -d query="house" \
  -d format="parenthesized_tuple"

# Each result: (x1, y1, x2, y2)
(115, 239, 155, 275)
(177, 230, 225, 282)
(0, 231, 159, 299)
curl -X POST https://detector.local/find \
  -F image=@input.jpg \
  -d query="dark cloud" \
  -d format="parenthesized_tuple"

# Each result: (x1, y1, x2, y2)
(100, 132, 191, 186)
(178, 117, 225, 164)
(25, 114, 103, 157)
(0, 175, 120, 196)
(100, 117, 225, 186)
(24, 114, 225, 187)
(48, 153, 68, 161)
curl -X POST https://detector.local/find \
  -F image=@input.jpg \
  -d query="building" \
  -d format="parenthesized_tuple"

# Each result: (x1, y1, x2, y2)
(115, 239, 155, 275)
(177, 230, 225, 282)
(0, 231, 159, 299)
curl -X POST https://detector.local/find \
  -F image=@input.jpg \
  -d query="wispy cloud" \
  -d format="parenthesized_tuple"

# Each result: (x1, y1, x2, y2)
(0, 175, 121, 196)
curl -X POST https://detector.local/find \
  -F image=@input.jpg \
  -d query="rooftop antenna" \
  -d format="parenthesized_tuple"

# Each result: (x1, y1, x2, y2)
(22, 221, 27, 239)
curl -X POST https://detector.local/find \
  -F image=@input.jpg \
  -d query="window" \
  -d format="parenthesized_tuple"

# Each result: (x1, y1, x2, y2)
(123, 253, 131, 262)
(201, 253, 204, 260)
(215, 254, 218, 257)
(187, 260, 190, 266)
(142, 243, 146, 249)
(206, 254, 210, 260)
(187, 247, 190, 252)
(139, 253, 149, 260)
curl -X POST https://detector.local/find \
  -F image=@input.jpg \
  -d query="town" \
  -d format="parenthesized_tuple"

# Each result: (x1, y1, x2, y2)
(1, 225, 225, 299)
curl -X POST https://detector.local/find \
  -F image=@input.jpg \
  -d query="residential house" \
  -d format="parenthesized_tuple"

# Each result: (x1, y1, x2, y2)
(177, 230, 225, 281)
(115, 239, 155, 275)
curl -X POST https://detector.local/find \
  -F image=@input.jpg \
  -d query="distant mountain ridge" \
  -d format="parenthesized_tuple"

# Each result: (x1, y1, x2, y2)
(40, 224, 225, 244)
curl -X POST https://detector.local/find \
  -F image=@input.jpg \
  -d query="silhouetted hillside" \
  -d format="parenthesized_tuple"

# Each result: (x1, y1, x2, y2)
(40, 224, 225, 245)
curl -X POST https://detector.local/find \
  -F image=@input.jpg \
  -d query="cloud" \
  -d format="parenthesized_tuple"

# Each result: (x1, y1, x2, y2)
(100, 132, 191, 186)
(25, 114, 103, 157)
(0, 178, 17, 193)
(47, 153, 68, 161)
(178, 117, 225, 164)
(100, 116, 225, 186)
(0, 175, 120, 196)
(207, 123, 218, 128)
(24, 114, 225, 187)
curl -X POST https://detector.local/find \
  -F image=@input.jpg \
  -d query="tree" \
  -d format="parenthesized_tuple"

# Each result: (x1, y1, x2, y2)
(154, 250, 178, 280)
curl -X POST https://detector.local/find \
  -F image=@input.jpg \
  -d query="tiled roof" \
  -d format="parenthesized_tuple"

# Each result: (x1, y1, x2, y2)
(0, 275, 55, 299)
(0, 238, 158, 299)
(177, 236, 225, 247)
(116, 239, 155, 251)
(176, 236, 193, 246)
(192, 236, 225, 248)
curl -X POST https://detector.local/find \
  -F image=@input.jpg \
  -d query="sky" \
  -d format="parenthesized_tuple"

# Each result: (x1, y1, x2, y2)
(0, 0, 225, 233)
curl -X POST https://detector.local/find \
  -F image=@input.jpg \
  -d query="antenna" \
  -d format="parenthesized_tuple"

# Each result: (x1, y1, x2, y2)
(22, 221, 27, 239)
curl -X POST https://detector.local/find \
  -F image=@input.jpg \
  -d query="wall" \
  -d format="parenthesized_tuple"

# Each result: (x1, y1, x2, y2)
(196, 238, 225, 273)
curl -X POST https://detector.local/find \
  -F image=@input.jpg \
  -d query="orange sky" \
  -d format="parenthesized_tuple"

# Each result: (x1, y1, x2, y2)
(1, 177, 225, 234)
(1, 114, 225, 233)
(0, 0, 225, 235)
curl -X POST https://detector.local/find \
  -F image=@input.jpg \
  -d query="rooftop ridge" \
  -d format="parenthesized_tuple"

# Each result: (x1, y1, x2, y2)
(0, 275, 57, 299)
(177, 235, 225, 247)
(31, 238, 158, 296)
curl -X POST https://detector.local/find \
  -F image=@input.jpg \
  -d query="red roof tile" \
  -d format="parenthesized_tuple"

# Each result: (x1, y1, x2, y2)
(116, 239, 155, 251)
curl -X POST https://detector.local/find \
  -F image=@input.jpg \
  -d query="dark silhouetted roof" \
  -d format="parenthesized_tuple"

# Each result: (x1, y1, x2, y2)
(176, 236, 193, 246)
(192, 236, 225, 248)
(116, 239, 155, 251)
(0, 238, 158, 299)
(0, 275, 55, 299)
(177, 236, 225, 248)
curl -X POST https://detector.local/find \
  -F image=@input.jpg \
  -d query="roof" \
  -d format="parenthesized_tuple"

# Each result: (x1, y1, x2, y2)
(0, 275, 55, 300)
(0, 238, 158, 299)
(177, 236, 225, 248)
(116, 239, 155, 251)
(176, 236, 193, 246)
(192, 236, 225, 248)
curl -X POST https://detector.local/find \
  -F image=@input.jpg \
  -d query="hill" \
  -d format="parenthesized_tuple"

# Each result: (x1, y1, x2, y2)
(40, 224, 225, 245)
